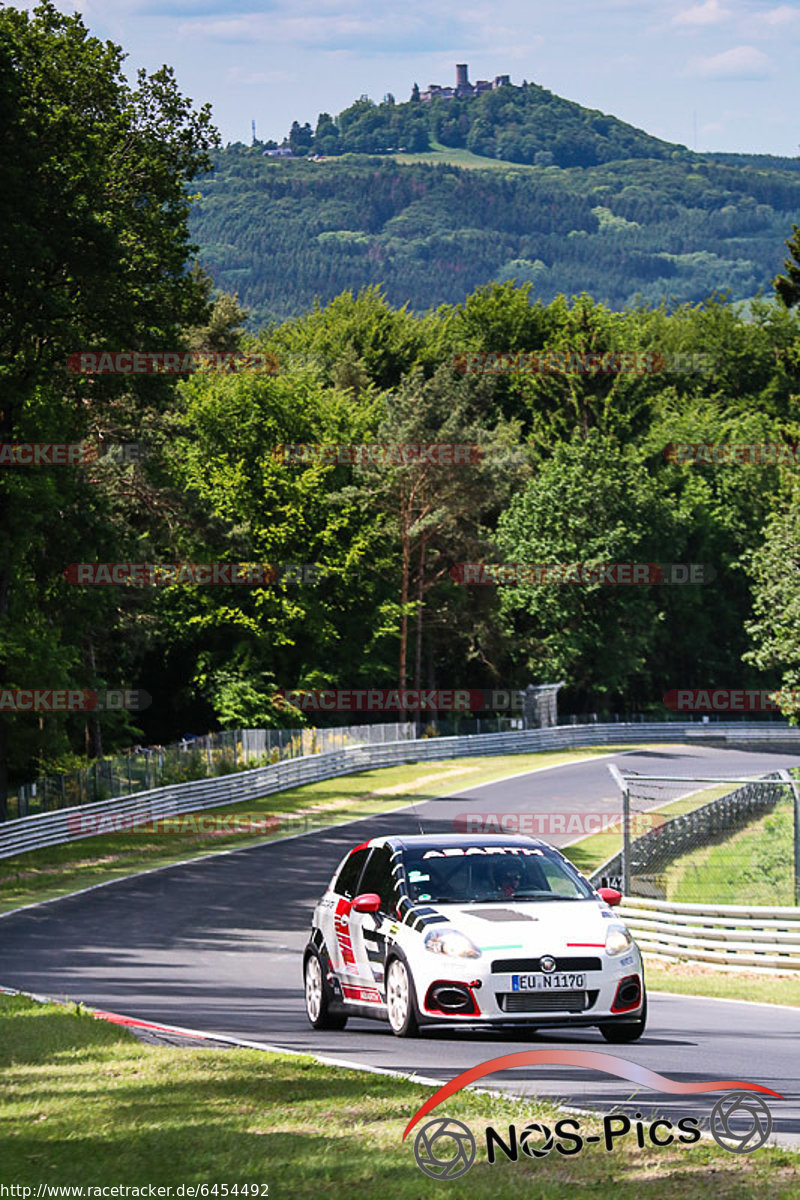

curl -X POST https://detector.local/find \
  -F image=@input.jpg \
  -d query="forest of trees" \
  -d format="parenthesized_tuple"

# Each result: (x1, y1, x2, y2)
(191, 149, 800, 324)
(3, 4, 800, 805)
(275, 80, 686, 166)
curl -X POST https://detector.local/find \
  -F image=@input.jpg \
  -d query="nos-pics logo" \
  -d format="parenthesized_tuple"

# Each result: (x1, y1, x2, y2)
(403, 1051, 780, 1180)
(413, 1118, 476, 1181)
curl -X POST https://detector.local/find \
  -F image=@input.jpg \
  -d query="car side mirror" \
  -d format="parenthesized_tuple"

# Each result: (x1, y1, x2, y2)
(597, 887, 622, 907)
(352, 892, 382, 913)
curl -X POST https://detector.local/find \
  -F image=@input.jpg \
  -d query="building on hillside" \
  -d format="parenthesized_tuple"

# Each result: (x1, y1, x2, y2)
(263, 146, 294, 157)
(420, 64, 512, 102)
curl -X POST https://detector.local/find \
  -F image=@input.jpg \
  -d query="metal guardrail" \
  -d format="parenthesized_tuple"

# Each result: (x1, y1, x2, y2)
(1, 721, 799, 862)
(7, 722, 417, 820)
(618, 897, 800, 972)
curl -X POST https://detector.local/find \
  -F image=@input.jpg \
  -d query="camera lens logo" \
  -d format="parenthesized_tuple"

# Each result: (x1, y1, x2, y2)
(519, 1121, 554, 1157)
(710, 1093, 772, 1153)
(413, 1117, 476, 1179)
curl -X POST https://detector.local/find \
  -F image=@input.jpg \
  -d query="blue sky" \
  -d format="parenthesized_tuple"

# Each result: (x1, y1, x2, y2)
(30, 0, 800, 155)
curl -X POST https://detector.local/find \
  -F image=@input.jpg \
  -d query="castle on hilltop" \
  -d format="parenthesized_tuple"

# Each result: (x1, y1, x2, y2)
(419, 64, 512, 103)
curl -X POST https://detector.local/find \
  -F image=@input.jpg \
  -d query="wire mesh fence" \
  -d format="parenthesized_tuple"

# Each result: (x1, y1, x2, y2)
(592, 768, 800, 906)
(5, 722, 415, 821)
(413, 716, 525, 737)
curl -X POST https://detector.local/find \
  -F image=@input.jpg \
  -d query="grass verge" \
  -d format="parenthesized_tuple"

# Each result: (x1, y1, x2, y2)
(0, 746, 635, 915)
(645, 957, 800, 1008)
(664, 804, 794, 905)
(391, 140, 531, 170)
(563, 781, 762, 879)
(0, 992, 797, 1197)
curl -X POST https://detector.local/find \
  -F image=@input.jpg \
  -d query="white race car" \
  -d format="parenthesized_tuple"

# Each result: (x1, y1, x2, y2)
(303, 833, 646, 1040)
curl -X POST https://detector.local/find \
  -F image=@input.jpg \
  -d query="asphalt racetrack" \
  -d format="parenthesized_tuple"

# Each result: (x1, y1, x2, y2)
(3, 744, 800, 1146)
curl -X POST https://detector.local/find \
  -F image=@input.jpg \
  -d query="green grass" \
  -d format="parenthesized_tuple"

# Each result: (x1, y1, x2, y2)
(664, 804, 795, 905)
(391, 140, 532, 170)
(1, 992, 797, 1197)
(0, 746, 638, 915)
(563, 781, 757, 880)
(646, 958, 800, 1007)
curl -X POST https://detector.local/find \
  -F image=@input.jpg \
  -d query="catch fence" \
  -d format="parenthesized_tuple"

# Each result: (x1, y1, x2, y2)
(592, 766, 800, 906)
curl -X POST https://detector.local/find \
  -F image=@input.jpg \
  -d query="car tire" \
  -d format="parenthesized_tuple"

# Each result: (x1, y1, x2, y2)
(304, 948, 348, 1031)
(598, 994, 647, 1043)
(385, 956, 419, 1038)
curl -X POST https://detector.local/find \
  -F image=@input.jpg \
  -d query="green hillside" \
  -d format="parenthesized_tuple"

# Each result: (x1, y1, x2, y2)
(190, 144, 800, 325)
(294, 79, 685, 166)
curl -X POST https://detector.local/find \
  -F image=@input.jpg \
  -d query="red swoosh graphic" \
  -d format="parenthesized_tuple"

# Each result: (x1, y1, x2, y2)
(402, 1050, 784, 1140)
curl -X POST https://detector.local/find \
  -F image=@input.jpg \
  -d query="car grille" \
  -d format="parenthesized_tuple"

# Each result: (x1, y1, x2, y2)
(491, 957, 602, 973)
(496, 989, 599, 1014)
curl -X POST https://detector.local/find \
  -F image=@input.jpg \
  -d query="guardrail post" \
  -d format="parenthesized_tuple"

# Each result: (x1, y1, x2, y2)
(622, 784, 631, 895)
(779, 769, 800, 907)
(607, 763, 631, 894)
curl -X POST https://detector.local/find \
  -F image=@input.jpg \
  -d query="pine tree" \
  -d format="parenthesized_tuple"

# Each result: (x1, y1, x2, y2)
(775, 224, 800, 308)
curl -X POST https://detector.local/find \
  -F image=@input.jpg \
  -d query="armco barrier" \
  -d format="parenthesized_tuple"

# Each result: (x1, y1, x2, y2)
(618, 897, 800, 972)
(9, 722, 417, 820)
(1, 722, 798, 862)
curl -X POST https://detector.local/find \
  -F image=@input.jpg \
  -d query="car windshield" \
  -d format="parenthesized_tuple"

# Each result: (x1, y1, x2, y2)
(401, 845, 594, 904)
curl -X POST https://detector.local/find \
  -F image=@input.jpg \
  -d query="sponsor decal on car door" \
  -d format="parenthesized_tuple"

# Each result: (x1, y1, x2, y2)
(342, 845, 395, 1005)
(342, 905, 385, 1005)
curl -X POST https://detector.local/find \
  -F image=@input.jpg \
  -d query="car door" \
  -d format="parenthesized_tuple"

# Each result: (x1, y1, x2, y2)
(326, 844, 371, 993)
(344, 843, 397, 1006)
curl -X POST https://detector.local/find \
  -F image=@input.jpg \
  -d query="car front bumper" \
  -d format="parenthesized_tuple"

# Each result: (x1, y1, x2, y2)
(411, 949, 645, 1025)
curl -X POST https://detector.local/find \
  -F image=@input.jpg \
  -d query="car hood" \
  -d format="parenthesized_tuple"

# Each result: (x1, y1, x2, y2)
(425, 899, 617, 955)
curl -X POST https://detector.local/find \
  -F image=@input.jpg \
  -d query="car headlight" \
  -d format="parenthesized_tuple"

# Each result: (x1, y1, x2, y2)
(424, 929, 482, 959)
(605, 925, 633, 956)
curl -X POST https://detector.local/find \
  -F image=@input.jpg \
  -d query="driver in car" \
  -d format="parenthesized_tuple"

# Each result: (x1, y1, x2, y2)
(492, 859, 523, 898)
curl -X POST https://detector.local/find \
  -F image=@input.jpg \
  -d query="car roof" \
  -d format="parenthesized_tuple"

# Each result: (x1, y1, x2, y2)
(371, 833, 552, 852)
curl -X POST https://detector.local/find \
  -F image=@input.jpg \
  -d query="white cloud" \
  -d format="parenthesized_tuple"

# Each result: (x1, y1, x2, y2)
(673, 0, 732, 26)
(760, 5, 800, 26)
(178, 9, 467, 53)
(689, 43, 771, 77)
(740, 3, 800, 37)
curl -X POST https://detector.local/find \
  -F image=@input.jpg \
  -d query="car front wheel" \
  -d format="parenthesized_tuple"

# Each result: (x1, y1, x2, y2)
(385, 957, 419, 1037)
(598, 995, 647, 1043)
(304, 948, 347, 1031)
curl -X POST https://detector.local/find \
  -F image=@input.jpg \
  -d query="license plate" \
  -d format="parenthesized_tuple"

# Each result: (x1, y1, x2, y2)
(511, 972, 586, 991)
